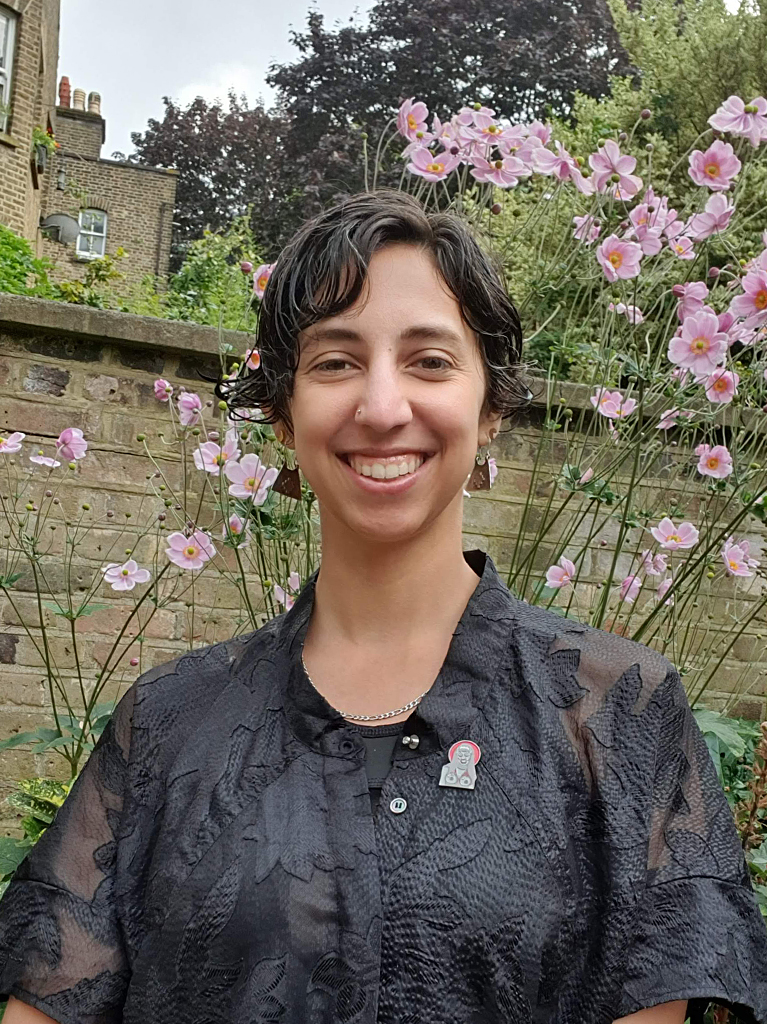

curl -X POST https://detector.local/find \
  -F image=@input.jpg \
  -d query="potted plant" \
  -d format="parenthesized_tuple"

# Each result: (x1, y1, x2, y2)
(31, 125, 59, 174)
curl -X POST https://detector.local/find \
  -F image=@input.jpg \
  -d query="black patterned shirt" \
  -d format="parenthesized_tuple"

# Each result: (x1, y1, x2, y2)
(1, 549, 766, 1024)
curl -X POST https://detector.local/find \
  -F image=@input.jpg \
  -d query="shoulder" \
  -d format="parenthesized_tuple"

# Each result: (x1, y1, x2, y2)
(126, 612, 288, 773)
(508, 597, 677, 709)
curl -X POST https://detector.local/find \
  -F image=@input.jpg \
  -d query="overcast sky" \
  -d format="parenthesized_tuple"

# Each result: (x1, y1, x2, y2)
(58, 0, 377, 158)
(60, 0, 742, 160)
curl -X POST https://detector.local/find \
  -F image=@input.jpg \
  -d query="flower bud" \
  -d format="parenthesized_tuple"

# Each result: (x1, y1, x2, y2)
(640, 109, 651, 119)
(618, 131, 627, 141)
(450, 145, 459, 155)
(708, 266, 720, 279)
(218, 400, 228, 410)
(360, 132, 368, 139)
(240, 261, 253, 274)
(491, 202, 502, 215)
(645, 142, 653, 152)
(672, 284, 686, 297)
(137, 433, 145, 441)
(130, 657, 139, 666)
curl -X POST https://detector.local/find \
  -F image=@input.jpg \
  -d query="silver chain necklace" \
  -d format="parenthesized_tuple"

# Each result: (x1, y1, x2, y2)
(300, 653, 429, 721)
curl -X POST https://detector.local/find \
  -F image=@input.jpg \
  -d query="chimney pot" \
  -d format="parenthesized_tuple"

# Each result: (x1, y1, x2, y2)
(72, 88, 86, 111)
(87, 91, 101, 116)
(58, 76, 71, 107)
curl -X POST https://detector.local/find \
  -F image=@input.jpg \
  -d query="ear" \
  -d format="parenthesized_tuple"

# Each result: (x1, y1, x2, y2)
(479, 408, 503, 448)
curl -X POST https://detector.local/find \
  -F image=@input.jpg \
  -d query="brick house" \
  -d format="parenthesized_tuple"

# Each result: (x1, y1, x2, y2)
(0, 0, 178, 289)
(40, 80, 178, 289)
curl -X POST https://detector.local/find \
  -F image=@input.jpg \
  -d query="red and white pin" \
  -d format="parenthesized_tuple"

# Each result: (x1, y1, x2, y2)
(439, 739, 481, 790)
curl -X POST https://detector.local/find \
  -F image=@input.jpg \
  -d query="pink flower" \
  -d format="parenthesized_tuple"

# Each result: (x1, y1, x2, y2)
(688, 140, 742, 191)
(695, 443, 733, 478)
(596, 235, 643, 282)
(177, 391, 203, 427)
(154, 378, 173, 402)
(29, 452, 60, 468)
(728, 268, 767, 326)
(572, 213, 601, 244)
(590, 387, 637, 419)
(240, 260, 253, 274)
(56, 427, 87, 461)
(527, 120, 552, 145)
(397, 97, 431, 142)
(222, 513, 250, 547)
(704, 367, 739, 404)
(657, 577, 674, 605)
(674, 280, 709, 321)
(165, 529, 216, 570)
(639, 550, 668, 576)
(651, 517, 699, 550)
(253, 264, 274, 300)
(0, 431, 25, 453)
(408, 145, 462, 182)
(533, 141, 581, 180)
(608, 301, 644, 324)
(243, 348, 261, 371)
(619, 575, 642, 603)
(656, 408, 694, 430)
(721, 537, 757, 577)
(668, 235, 695, 260)
(469, 153, 530, 188)
(687, 193, 735, 241)
(193, 428, 241, 475)
(709, 95, 767, 148)
(579, 467, 594, 484)
(274, 571, 302, 609)
(545, 556, 577, 589)
(625, 204, 664, 255)
(588, 140, 643, 196)
(667, 310, 728, 375)
(100, 558, 151, 591)
(223, 453, 279, 503)
(488, 456, 498, 486)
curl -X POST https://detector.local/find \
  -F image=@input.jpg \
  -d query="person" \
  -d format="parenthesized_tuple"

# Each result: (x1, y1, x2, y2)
(0, 188, 766, 1024)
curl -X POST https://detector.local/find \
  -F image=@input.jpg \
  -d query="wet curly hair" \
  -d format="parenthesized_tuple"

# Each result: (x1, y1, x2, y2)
(214, 188, 529, 438)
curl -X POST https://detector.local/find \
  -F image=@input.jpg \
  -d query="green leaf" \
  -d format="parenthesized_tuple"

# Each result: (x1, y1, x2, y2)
(0, 727, 60, 751)
(76, 602, 111, 617)
(692, 709, 746, 758)
(0, 837, 33, 877)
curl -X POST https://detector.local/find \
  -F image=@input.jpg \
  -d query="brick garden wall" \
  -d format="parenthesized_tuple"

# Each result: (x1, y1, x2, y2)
(0, 294, 764, 835)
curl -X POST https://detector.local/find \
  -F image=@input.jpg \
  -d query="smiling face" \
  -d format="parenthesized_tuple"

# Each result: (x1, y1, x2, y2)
(277, 243, 501, 547)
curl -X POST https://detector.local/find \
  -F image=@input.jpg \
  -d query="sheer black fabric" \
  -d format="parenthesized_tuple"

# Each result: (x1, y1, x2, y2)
(0, 549, 766, 1024)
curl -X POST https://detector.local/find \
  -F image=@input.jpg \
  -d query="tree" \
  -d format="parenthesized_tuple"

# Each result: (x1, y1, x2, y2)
(130, 0, 637, 259)
(130, 93, 298, 269)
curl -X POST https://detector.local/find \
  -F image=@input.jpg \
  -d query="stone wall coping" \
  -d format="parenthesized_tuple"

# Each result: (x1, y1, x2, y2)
(0, 294, 251, 357)
(56, 150, 180, 176)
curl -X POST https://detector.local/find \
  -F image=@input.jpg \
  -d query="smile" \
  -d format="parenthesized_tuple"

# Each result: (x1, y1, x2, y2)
(346, 453, 425, 479)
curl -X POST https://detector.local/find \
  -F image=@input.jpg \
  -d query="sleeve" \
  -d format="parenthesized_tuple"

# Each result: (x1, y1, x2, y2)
(619, 666, 767, 1024)
(0, 681, 137, 1024)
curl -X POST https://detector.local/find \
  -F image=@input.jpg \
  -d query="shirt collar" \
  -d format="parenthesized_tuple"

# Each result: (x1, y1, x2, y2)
(274, 549, 517, 755)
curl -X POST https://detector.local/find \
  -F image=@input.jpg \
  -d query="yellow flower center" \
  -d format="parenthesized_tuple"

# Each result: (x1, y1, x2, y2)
(691, 336, 709, 353)
(258, 276, 268, 290)
(707, 457, 719, 469)
(714, 378, 728, 391)
(755, 289, 767, 310)
(729, 558, 740, 570)
(609, 251, 623, 268)
(185, 546, 197, 557)
(407, 114, 417, 129)
(246, 477, 256, 488)
(668, 534, 681, 544)
(122, 568, 129, 575)
(484, 125, 500, 135)
(705, 162, 720, 177)
(426, 162, 445, 173)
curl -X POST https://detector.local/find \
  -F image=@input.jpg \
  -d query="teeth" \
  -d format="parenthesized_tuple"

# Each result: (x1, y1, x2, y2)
(348, 453, 425, 480)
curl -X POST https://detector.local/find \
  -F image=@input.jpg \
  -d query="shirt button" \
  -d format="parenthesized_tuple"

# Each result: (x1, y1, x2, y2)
(389, 796, 408, 814)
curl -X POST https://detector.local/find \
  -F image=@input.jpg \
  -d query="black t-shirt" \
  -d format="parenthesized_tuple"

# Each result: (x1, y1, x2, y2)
(1, 549, 766, 1024)
(351, 720, 408, 814)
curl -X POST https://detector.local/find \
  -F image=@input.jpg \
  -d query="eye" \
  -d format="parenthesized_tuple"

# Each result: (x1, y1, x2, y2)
(417, 356, 451, 371)
(314, 359, 353, 372)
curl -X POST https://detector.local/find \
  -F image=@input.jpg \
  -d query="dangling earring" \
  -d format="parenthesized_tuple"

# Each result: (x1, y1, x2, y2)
(466, 443, 491, 491)
(272, 433, 302, 500)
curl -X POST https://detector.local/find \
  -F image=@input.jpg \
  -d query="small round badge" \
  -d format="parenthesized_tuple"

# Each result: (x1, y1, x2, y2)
(389, 796, 408, 814)
(439, 739, 481, 790)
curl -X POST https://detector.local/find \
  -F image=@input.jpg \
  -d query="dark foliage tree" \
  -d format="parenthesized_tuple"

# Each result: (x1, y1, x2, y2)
(131, 0, 637, 261)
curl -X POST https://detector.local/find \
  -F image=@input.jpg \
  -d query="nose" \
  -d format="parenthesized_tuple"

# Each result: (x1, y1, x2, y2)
(353, 352, 413, 433)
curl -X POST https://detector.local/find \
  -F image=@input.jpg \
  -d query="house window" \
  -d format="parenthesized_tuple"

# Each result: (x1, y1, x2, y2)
(76, 209, 107, 258)
(0, 5, 18, 134)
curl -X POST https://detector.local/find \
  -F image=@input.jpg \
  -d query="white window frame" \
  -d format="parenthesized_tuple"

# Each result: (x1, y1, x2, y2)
(76, 209, 108, 259)
(0, 5, 18, 134)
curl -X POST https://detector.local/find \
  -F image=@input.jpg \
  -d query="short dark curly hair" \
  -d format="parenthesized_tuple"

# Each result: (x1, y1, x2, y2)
(215, 188, 528, 438)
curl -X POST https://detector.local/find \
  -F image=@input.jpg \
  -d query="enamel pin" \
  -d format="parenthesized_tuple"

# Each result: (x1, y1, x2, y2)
(439, 739, 481, 790)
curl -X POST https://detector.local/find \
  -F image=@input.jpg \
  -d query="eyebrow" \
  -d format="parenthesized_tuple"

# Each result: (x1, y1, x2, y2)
(303, 324, 466, 345)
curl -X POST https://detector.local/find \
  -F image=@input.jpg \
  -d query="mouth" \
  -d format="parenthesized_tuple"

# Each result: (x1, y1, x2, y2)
(336, 451, 434, 492)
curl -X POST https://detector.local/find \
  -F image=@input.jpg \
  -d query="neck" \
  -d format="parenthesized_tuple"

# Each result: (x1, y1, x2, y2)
(308, 504, 481, 649)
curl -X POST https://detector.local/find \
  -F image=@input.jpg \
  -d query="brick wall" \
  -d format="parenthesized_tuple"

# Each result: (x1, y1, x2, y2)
(0, 295, 764, 836)
(53, 104, 103, 158)
(41, 148, 178, 289)
(0, 0, 59, 238)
